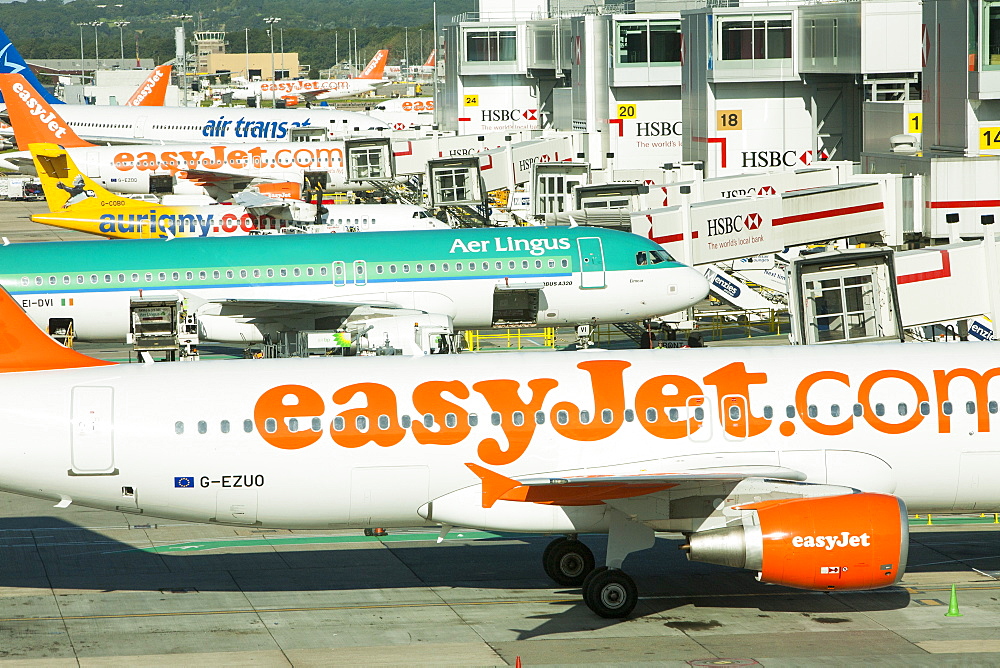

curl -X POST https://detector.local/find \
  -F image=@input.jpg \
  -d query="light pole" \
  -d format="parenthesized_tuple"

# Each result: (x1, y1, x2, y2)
(76, 23, 88, 99)
(89, 21, 103, 71)
(353, 27, 358, 75)
(244, 27, 250, 81)
(279, 27, 284, 79)
(405, 27, 409, 77)
(264, 17, 281, 106)
(134, 29, 143, 68)
(112, 21, 129, 62)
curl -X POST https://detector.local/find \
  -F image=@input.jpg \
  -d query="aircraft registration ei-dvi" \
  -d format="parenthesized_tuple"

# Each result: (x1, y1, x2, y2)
(1, 287, 997, 616)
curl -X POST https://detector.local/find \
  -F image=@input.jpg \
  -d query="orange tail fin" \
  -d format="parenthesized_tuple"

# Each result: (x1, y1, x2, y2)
(125, 64, 172, 106)
(0, 286, 114, 373)
(423, 50, 436, 67)
(360, 50, 389, 79)
(0, 73, 93, 150)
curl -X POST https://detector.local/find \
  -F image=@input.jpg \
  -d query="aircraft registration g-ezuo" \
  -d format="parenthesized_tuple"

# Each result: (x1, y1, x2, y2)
(0, 219, 708, 343)
(0, 74, 359, 198)
(3, 287, 997, 617)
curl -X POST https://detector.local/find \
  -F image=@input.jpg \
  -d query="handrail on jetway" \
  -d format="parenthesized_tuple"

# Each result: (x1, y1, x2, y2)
(691, 308, 789, 341)
(463, 327, 556, 351)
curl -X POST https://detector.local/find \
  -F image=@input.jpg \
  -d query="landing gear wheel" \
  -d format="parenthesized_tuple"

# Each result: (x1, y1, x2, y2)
(543, 538, 595, 586)
(583, 568, 637, 619)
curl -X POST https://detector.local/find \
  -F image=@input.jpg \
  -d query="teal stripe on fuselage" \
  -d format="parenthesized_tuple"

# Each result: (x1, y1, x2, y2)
(0, 227, 680, 284)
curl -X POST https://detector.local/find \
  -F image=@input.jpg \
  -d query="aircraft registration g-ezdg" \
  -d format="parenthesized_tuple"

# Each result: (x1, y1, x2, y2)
(0, 216, 708, 343)
(0, 74, 365, 197)
(3, 288, 996, 617)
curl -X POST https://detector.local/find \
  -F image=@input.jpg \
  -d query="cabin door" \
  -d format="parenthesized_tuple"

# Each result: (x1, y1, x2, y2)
(70, 386, 117, 475)
(577, 237, 606, 289)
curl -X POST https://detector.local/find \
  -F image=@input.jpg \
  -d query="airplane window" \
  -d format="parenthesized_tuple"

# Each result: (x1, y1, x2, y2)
(213, 270, 220, 279)
(853, 404, 863, 416)
(390, 264, 397, 274)
(333, 417, 345, 431)
(967, 401, 976, 414)
(145, 273, 152, 282)
(445, 413, 457, 428)
(535, 411, 545, 424)
(558, 410, 570, 425)
(376, 265, 384, 274)
(91, 274, 98, 284)
(733, 405, 745, 420)
(512, 411, 524, 426)
(118, 273, 125, 283)
(430, 264, 436, 272)
(496, 261, 502, 270)
(785, 405, 795, 418)
(185, 271, 193, 280)
(311, 417, 321, 431)
(197, 421, 207, 434)
(483, 262, 489, 270)
(920, 402, 931, 416)
(221, 420, 230, 434)
(561, 260, 569, 268)
(357, 416, 368, 431)
(267, 269, 274, 278)
(668, 408, 679, 422)
(694, 407, 705, 421)
(875, 404, 885, 417)
(401, 415, 412, 428)
(636, 252, 648, 266)
(423, 414, 434, 428)
(293, 268, 300, 277)
(535, 260, 542, 269)
(174, 421, 184, 435)
(521, 261, 528, 269)
(468, 414, 478, 426)
(279, 268, 287, 277)
(624, 409, 634, 422)
(943, 401, 953, 415)
(603, 408, 614, 424)
(289, 418, 299, 432)
(443, 263, 450, 271)
(651, 250, 675, 263)
(578, 410, 590, 424)
(763, 405, 773, 419)
(378, 415, 390, 429)
(306, 267, 314, 277)
(465, 263, 472, 272)
(548, 260, 555, 268)
(416, 264, 423, 273)
(491, 412, 501, 426)
(104, 274, 112, 283)
(226, 270, 234, 279)
(240, 270, 247, 279)
(76, 275, 83, 284)
(62, 275, 70, 285)
(199, 271, 207, 280)
(898, 403, 908, 416)
(19, 277, 27, 286)
(403, 264, 410, 273)
(47, 276, 55, 285)
(509, 261, 515, 270)
(244, 419, 253, 433)
(990, 401, 999, 414)
(253, 269, 261, 278)
(645, 407, 657, 422)
(131, 273, 139, 282)
(831, 404, 840, 418)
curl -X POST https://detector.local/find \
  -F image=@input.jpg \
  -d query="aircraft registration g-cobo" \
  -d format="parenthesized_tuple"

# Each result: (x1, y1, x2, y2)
(0, 223, 708, 343)
(3, 287, 998, 617)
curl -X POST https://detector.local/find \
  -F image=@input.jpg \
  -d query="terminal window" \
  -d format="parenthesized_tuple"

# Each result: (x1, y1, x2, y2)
(617, 20, 681, 65)
(719, 16, 792, 60)
(465, 28, 517, 62)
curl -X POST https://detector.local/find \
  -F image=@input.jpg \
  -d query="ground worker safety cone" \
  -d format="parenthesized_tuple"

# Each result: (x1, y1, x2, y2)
(945, 584, 963, 617)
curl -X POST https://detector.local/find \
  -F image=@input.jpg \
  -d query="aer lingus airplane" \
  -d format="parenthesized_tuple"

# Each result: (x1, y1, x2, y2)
(0, 74, 375, 198)
(1, 285, 995, 617)
(3, 195, 707, 342)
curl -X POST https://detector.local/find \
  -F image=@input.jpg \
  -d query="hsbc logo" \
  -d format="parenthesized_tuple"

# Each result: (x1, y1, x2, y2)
(757, 185, 776, 196)
(744, 213, 763, 230)
(706, 215, 743, 237)
(481, 109, 537, 122)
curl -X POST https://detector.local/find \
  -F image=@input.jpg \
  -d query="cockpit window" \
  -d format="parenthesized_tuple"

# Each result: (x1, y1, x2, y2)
(636, 252, 649, 266)
(650, 250, 674, 263)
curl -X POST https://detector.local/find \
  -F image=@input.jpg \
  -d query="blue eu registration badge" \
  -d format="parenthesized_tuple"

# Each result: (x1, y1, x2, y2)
(174, 476, 195, 488)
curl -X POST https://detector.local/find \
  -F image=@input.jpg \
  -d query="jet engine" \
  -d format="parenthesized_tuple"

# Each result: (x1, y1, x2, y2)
(683, 492, 908, 590)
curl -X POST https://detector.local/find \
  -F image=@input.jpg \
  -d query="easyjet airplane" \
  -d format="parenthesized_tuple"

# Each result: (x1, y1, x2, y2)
(3, 197, 707, 342)
(231, 50, 390, 102)
(0, 285, 993, 617)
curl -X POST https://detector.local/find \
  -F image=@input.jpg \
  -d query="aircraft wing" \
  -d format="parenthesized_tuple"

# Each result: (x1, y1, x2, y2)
(199, 298, 412, 323)
(467, 463, 807, 508)
(177, 168, 255, 197)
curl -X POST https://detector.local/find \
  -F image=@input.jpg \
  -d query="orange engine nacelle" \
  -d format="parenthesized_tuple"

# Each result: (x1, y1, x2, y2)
(684, 493, 908, 591)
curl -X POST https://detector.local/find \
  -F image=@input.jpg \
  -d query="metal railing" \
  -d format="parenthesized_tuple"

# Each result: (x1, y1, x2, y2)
(692, 308, 789, 340)
(463, 327, 556, 351)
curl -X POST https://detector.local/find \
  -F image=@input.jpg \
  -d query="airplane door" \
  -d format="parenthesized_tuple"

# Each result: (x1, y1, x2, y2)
(955, 452, 1000, 510)
(353, 260, 367, 286)
(133, 116, 147, 139)
(349, 466, 430, 525)
(577, 237, 606, 289)
(686, 395, 711, 443)
(70, 386, 117, 475)
(721, 394, 748, 441)
(332, 261, 347, 287)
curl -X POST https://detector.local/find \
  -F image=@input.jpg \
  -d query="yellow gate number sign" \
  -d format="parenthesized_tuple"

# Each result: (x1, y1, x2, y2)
(463, 95, 479, 107)
(717, 110, 742, 131)
(616, 104, 637, 119)
(981, 127, 1000, 150)
(908, 113, 922, 134)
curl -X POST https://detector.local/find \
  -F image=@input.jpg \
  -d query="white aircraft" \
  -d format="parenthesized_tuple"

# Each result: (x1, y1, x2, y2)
(0, 285, 992, 617)
(0, 74, 379, 198)
(231, 50, 390, 103)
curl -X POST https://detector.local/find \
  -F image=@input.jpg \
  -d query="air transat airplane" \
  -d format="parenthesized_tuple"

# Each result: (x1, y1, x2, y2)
(3, 286, 997, 617)
(231, 50, 390, 102)
(1, 215, 706, 343)
(0, 74, 373, 198)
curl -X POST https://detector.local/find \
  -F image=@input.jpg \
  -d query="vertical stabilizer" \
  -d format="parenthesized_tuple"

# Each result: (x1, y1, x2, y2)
(0, 74, 93, 149)
(360, 50, 389, 80)
(30, 142, 129, 212)
(0, 28, 63, 104)
(124, 64, 172, 106)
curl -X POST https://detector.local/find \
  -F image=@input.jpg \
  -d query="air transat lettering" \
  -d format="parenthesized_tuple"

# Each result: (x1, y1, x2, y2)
(200, 116, 315, 139)
(252, 363, 1000, 462)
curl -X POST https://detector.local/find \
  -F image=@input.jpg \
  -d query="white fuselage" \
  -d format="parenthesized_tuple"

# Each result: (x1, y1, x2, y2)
(0, 344, 995, 530)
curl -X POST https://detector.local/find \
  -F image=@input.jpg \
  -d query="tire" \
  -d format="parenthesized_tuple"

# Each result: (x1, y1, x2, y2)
(544, 539, 595, 586)
(542, 537, 569, 580)
(581, 566, 609, 610)
(583, 568, 638, 619)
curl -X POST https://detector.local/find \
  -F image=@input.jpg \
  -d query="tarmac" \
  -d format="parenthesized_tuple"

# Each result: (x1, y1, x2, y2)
(3, 200, 1000, 666)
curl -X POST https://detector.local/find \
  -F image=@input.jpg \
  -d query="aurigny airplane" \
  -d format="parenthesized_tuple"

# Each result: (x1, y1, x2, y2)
(0, 74, 376, 199)
(4, 185, 708, 343)
(2, 285, 996, 617)
(231, 50, 390, 103)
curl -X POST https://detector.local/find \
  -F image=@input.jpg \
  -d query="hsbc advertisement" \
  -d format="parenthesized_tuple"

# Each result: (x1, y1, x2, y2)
(631, 182, 887, 265)
(458, 85, 540, 133)
(607, 99, 683, 168)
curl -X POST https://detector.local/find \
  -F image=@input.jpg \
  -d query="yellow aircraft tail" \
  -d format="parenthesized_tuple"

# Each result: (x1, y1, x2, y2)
(30, 142, 137, 213)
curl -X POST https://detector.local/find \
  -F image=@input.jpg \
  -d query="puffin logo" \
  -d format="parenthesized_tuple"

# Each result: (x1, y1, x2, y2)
(791, 532, 871, 550)
(744, 213, 763, 230)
